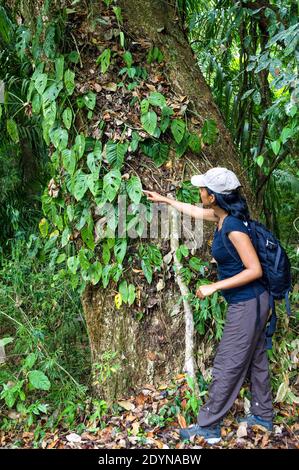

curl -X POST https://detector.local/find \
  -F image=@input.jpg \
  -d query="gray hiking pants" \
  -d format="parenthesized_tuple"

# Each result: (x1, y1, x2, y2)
(197, 289, 273, 427)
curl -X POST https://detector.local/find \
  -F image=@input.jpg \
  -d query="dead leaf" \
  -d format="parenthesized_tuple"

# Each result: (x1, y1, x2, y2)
(145, 83, 156, 91)
(177, 413, 187, 428)
(156, 279, 165, 291)
(135, 393, 147, 406)
(237, 422, 248, 438)
(131, 422, 140, 436)
(7, 411, 20, 420)
(261, 433, 269, 448)
(93, 83, 102, 92)
(102, 82, 117, 92)
(66, 433, 81, 443)
(81, 432, 98, 441)
(175, 373, 186, 380)
(158, 384, 168, 390)
(117, 400, 135, 411)
(47, 438, 59, 449)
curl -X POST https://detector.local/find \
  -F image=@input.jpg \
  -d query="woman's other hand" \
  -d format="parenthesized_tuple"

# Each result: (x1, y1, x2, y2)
(196, 284, 218, 299)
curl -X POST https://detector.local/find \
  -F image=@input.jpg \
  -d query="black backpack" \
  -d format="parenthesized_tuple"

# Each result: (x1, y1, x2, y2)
(221, 215, 292, 349)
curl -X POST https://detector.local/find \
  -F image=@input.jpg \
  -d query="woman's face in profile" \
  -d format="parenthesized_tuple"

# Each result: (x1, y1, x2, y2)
(199, 187, 211, 206)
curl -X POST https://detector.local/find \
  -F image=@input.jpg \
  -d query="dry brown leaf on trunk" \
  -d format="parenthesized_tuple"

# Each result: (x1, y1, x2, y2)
(177, 413, 187, 428)
(135, 392, 147, 406)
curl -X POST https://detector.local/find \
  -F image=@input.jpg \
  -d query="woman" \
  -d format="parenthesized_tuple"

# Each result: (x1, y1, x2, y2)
(143, 167, 273, 445)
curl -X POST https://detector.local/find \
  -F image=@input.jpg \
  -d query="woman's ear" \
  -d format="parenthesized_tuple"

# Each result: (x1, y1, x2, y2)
(209, 194, 216, 206)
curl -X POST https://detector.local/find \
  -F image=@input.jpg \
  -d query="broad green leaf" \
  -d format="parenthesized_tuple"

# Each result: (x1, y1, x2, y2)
(271, 139, 281, 156)
(175, 132, 190, 158)
(44, 24, 56, 58)
(55, 56, 64, 81)
(42, 82, 63, 107)
(106, 141, 128, 169)
(114, 238, 127, 264)
(67, 205, 74, 222)
(62, 107, 73, 129)
(81, 223, 95, 250)
(96, 48, 111, 74)
(128, 284, 136, 306)
(141, 258, 152, 284)
(39, 218, 49, 238)
(64, 69, 75, 95)
(56, 253, 66, 264)
(102, 243, 111, 265)
(140, 99, 149, 114)
(23, 352, 37, 370)
(148, 92, 166, 108)
(188, 134, 201, 153)
(102, 264, 112, 288)
(180, 244, 189, 257)
(62, 149, 76, 175)
(74, 134, 85, 159)
(256, 155, 264, 167)
(141, 141, 169, 167)
(119, 280, 129, 303)
(241, 88, 255, 100)
(34, 73, 48, 94)
(7, 118, 19, 143)
(83, 91, 96, 110)
(281, 127, 292, 144)
(103, 169, 122, 202)
(202, 119, 217, 144)
(79, 248, 90, 270)
(126, 175, 143, 204)
(32, 93, 41, 114)
(86, 174, 100, 197)
(89, 261, 102, 285)
(171, 119, 185, 144)
(141, 110, 157, 135)
(43, 100, 56, 126)
(72, 170, 88, 201)
(123, 51, 133, 68)
(67, 255, 79, 274)
(28, 370, 51, 391)
(50, 127, 68, 150)
(61, 227, 71, 247)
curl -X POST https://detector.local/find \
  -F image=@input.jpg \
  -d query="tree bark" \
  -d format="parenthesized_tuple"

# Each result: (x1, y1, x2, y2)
(80, 0, 259, 403)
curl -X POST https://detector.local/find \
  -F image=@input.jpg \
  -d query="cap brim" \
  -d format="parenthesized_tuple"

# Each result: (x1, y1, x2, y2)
(191, 175, 206, 187)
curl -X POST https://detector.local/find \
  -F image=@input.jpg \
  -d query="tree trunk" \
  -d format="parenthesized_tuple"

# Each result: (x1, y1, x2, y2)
(80, 0, 259, 404)
(7, 0, 259, 404)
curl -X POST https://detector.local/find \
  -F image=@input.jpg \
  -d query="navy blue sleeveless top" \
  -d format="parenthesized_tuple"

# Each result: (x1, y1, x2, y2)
(211, 214, 266, 304)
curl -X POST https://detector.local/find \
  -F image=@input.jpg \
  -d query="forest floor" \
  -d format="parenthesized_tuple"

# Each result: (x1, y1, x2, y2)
(1, 380, 298, 449)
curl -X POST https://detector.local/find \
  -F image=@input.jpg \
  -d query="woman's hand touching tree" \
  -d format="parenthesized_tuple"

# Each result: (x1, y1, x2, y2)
(142, 190, 168, 203)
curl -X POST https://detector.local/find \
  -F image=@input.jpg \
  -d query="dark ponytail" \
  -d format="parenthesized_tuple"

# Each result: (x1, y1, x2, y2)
(206, 187, 251, 221)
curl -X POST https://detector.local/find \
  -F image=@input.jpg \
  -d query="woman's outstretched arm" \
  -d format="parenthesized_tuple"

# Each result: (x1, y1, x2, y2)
(142, 190, 219, 221)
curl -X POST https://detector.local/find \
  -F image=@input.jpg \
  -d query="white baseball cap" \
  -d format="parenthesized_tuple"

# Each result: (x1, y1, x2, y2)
(191, 167, 242, 194)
